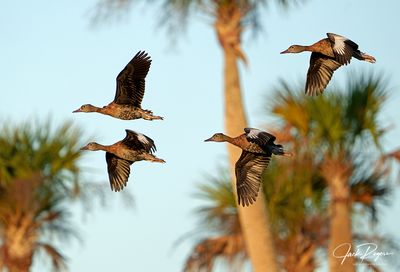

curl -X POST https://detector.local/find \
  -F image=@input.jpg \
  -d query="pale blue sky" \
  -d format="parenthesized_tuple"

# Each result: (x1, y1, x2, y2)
(1, 0, 399, 271)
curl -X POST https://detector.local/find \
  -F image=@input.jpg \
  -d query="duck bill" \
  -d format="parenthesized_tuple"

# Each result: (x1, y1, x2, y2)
(80, 146, 88, 151)
(72, 108, 81, 113)
(280, 49, 289, 54)
(204, 137, 213, 142)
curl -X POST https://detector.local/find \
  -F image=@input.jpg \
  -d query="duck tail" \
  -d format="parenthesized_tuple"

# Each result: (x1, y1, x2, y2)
(354, 50, 376, 63)
(271, 144, 293, 157)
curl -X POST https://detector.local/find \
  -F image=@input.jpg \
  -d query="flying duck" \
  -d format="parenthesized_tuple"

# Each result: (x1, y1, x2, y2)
(205, 128, 291, 206)
(73, 51, 163, 120)
(80, 129, 165, 191)
(281, 33, 376, 96)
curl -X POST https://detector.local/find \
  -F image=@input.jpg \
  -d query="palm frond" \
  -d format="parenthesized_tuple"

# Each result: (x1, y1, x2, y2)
(184, 234, 247, 272)
(350, 168, 390, 222)
(36, 242, 67, 271)
(89, 0, 307, 38)
(193, 172, 238, 234)
(344, 72, 389, 149)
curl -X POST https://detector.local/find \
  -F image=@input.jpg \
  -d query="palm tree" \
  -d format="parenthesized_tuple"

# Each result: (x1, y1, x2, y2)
(271, 73, 390, 272)
(185, 73, 394, 272)
(183, 160, 328, 272)
(0, 120, 88, 272)
(90, 1, 306, 270)
(184, 172, 246, 272)
(185, 162, 392, 271)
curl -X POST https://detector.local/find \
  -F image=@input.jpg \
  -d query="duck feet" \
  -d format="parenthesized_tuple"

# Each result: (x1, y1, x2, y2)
(151, 157, 165, 163)
(144, 115, 164, 121)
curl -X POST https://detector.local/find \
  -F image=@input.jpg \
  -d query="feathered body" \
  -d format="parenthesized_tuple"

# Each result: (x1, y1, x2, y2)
(99, 104, 159, 121)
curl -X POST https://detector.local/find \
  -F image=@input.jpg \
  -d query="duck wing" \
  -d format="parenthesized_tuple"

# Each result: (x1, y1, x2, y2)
(121, 129, 156, 153)
(305, 52, 342, 96)
(327, 33, 358, 65)
(114, 51, 152, 107)
(235, 151, 271, 207)
(244, 128, 276, 148)
(106, 152, 133, 192)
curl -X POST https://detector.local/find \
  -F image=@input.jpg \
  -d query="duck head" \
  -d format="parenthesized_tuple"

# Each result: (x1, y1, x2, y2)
(205, 133, 227, 142)
(280, 45, 307, 54)
(73, 104, 98, 113)
(80, 142, 102, 151)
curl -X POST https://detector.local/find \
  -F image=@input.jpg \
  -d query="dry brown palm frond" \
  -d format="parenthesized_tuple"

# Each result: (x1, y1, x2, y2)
(184, 234, 246, 272)
(36, 242, 67, 271)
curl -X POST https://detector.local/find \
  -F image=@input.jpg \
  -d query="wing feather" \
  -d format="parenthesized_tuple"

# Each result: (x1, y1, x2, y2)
(114, 51, 152, 107)
(305, 52, 342, 96)
(244, 128, 276, 148)
(106, 152, 133, 192)
(121, 129, 156, 153)
(327, 33, 358, 65)
(235, 151, 271, 207)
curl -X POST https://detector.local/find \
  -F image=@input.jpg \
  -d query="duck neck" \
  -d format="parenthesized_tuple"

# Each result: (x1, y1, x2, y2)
(298, 45, 311, 52)
(97, 105, 115, 116)
(223, 135, 241, 147)
(92, 143, 109, 151)
(91, 106, 104, 113)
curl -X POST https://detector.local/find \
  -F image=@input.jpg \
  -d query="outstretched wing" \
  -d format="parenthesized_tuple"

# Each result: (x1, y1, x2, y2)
(327, 33, 358, 65)
(235, 151, 271, 207)
(121, 129, 156, 153)
(305, 52, 342, 96)
(114, 51, 152, 107)
(244, 128, 276, 148)
(106, 152, 133, 192)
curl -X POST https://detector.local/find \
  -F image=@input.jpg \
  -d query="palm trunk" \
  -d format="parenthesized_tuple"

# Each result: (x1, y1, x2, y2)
(4, 242, 34, 272)
(328, 176, 355, 272)
(323, 159, 355, 272)
(7, 263, 31, 272)
(3, 216, 36, 272)
(214, 5, 278, 272)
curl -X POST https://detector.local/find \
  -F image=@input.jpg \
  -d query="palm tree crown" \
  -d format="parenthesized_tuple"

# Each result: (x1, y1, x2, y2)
(0, 120, 88, 271)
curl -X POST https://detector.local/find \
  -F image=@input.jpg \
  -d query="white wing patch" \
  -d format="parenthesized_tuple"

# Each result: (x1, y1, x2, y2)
(137, 133, 150, 145)
(246, 128, 262, 139)
(328, 33, 349, 55)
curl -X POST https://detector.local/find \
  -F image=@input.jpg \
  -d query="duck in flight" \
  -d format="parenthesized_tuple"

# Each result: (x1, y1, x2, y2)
(281, 33, 376, 96)
(73, 51, 163, 120)
(205, 128, 291, 207)
(80, 129, 165, 192)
